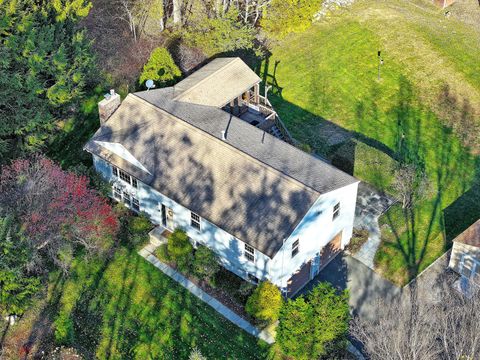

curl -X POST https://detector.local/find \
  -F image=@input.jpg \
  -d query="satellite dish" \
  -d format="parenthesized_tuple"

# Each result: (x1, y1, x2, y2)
(145, 79, 155, 91)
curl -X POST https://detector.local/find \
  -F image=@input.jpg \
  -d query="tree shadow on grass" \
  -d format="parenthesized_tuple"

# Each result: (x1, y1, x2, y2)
(261, 59, 479, 283)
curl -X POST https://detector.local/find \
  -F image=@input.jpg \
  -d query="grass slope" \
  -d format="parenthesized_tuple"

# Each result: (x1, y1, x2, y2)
(263, 0, 480, 284)
(49, 247, 267, 359)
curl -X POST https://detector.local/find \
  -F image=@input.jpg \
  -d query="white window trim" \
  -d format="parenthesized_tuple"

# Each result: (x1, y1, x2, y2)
(112, 165, 138, 189)
(190, 211, 201, 231)
(244, 243, 255, 262)
(292, 239, 300, 258)
(460, 254, 480, 280)
(333, 202, 340, 220)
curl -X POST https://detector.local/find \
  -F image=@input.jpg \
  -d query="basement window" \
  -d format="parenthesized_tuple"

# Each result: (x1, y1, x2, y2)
(191, 212, 201, 231)
(244, 244, 255, 262)
(247, 273, 259, 284)
(113, 185, 122, 200)
(292, 239, 300, 258)
(333, 202, 340, 221)
(132, 197, 140, 212)
(123, 191, 131, 206)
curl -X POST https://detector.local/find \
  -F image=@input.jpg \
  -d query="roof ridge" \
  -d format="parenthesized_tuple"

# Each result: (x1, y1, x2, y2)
(131, 93, 321, 197)
(173, 57, 240, 102)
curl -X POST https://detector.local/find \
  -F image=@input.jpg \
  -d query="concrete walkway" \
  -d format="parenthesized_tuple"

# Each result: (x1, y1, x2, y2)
(353, 183, 396, 269)
(138, 243, 274, 344)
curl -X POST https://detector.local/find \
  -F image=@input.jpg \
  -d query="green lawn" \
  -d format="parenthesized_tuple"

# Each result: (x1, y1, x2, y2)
(262, 0, 480, 284)
(49, 246, 268, 359)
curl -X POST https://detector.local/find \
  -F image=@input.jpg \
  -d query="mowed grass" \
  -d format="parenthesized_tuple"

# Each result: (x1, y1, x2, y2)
(49, 247, 268, 359)
(263, 0, 480, 284)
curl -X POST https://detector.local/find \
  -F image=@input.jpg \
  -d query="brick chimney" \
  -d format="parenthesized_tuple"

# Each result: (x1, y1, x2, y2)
(98, 89, 121, 125)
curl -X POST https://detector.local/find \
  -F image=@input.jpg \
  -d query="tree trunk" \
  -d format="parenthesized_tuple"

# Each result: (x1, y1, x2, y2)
(173, 0, 182, 25)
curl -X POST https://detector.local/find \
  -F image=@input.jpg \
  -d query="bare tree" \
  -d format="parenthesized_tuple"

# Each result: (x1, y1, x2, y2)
(172, 0, 182, 25)
(352, 274, 480, 360)
(351, 294, 441, 360)
(393, 163, 430, 209)
(438, 283, 480, 359)
(117, 0, 165, 41)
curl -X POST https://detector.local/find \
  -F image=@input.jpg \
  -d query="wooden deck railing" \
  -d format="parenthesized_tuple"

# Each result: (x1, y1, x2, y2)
(240, 96, 295, 145)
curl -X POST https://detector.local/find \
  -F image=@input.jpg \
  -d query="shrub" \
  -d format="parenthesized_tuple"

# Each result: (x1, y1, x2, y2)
(261, 0, 323, 38)
(167, 228, 193, 271)
(346, 229, 369, 254)
(183, 9, 256, 56)
(139, 47, 181, 88)
(276, 282, 350, 359)
(245, 281, 283, 324)
(155, 243, 170, 262)
(129, 213, 152, 234)
(128, 213, 152, 247)
(193, 245, 219, 282)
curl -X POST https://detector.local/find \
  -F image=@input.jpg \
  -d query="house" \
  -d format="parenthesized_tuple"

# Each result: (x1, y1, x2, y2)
(84, 57, 359, 296)
(449, 219, 480, 292)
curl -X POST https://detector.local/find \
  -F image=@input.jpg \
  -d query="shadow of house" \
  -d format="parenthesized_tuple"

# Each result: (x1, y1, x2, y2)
(443, 182, 480, 248)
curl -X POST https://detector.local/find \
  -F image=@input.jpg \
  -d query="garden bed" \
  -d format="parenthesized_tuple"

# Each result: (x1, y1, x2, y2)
(154, 244, 256, 323)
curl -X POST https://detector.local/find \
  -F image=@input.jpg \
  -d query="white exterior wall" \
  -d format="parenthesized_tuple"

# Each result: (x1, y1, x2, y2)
(93, 155, 270, 282)
(269, 182, 359, 291)
(93, 155, 359, 289)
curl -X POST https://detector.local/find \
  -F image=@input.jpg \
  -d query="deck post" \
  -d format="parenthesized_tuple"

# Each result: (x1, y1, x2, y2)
(254, 83, 260, 105)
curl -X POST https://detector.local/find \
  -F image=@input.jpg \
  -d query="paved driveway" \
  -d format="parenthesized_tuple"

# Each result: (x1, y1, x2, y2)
(297, 253, 401, 321)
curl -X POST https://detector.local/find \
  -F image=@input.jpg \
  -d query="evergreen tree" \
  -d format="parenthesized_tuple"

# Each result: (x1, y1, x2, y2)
(139, 47, 181, 87)
(276, 282, 350, 359)
(245, 281, 283, 323)
(0, 216, 41, 317)
(0, 0, 96, 160)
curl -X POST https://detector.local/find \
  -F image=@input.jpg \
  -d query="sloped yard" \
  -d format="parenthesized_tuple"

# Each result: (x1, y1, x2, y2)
(263, 0, 480, 285)
(48, 246, 268, 359)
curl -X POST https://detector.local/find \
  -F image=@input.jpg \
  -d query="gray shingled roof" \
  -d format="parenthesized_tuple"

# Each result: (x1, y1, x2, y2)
(173, 57, 261, 107)
(135, 87, 357, 194)
(85, 60, 357, 258)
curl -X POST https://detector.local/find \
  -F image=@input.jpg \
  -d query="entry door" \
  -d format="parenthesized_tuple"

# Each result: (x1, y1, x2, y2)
(161, 204, 174, 230)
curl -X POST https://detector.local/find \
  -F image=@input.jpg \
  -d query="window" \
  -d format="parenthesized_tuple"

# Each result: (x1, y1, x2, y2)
(292, 239, 300, 258)
(247, 273, 259, 284)
(119, 169, 130, 184)
(333, 202, 340, 220)
(123, 191, 131, 206)
(115, 168, 138, 188)
(132, 197, 140, 212)
(191, 212, 201, 231)
(244, 244, 255, 262)
(113, 185, 122, 200)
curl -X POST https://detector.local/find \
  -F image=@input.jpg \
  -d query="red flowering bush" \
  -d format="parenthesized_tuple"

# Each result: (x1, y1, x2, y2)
(0, 155, 119, 272)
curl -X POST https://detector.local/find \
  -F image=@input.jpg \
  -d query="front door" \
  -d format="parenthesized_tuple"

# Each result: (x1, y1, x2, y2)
(161, 204, 174, 230)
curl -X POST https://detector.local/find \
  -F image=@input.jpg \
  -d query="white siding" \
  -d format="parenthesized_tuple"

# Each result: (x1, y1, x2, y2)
(269, 182, 359, 291)
(93, 155, 270, 282)
(93, 155, 358, 289)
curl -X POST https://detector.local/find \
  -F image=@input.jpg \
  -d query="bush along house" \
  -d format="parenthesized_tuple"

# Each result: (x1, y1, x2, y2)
(84, 58, 359, 297)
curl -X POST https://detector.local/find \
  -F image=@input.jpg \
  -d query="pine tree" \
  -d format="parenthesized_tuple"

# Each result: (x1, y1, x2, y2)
(0, 0, 96, 160)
